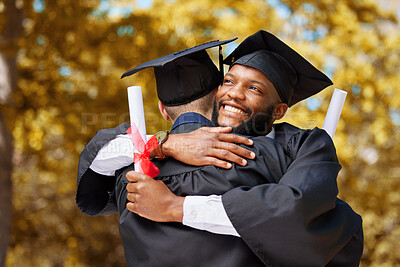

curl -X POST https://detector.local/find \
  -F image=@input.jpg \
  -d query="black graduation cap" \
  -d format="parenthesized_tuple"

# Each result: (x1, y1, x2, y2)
(121, 38, 237, 106)
(223, 31, 333, 107)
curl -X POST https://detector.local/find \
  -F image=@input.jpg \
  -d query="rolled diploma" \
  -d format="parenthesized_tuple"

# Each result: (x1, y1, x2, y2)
(127, 86, 147, 173)
(322, 88, 347, 139)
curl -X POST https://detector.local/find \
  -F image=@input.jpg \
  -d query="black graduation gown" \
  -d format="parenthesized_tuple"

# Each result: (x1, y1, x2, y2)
(76, 122, 363, 266)
(222, 123, 363, 266)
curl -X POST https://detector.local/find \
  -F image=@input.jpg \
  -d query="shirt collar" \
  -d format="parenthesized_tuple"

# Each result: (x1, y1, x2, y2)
(265, 126, 275, 139)
(171, 112, 213, 131)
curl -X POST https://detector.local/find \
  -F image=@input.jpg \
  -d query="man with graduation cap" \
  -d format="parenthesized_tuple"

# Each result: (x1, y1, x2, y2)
(76, 38, 261, 215)
(77, 31, 363, 266)
(123, 30, 363, 266)
(77, 37, 294, 266)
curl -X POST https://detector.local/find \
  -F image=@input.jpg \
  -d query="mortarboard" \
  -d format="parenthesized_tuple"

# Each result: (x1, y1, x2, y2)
(223, 30, 333, 107)
(122, 38, 237, 106)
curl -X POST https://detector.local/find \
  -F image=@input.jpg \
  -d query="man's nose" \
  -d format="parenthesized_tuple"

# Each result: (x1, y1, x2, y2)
(227, 85, 246, 101)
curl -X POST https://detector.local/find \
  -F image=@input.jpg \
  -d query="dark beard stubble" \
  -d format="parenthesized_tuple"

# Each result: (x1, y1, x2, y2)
(211, 99, 275, 136)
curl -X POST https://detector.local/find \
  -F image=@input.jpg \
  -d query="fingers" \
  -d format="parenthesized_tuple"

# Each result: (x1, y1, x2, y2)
(203, 157, 232, 169)
(125, 202, 151, 219)
(125, 177, 147, 193)
(126, 182, 134, 193)
(201, 126, 232, 133)
(127, 192, 136, 202)
(217, 133, 253, 146)
(126, 202, 136, 213)
(209, 148, 249, 167)
(126, 171, 150, 182)
(199, 127, 253, 146)
(213, 142, 255, 160)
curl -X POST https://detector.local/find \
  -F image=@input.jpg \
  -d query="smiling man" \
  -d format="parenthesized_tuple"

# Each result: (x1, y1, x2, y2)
(124, 31, 363, 266)
(77, 31, 363, 266)
(76, 37, 294, 266)
(212, 63, 287, 136)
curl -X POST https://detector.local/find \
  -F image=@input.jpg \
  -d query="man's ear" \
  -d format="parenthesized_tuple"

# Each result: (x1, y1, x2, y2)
(158, 101, 172, 122)
(273, 103, 288, 120)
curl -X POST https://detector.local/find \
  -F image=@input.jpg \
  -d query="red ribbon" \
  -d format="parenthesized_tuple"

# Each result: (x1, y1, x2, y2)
(126, 124, 160, 178)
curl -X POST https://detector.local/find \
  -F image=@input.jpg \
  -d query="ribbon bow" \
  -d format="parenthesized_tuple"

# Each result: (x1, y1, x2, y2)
(126, 124, 160, 178)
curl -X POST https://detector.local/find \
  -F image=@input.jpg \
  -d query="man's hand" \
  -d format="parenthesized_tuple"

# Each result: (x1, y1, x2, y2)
(125, 171, 184, 222)
(162, 127, 255, 169)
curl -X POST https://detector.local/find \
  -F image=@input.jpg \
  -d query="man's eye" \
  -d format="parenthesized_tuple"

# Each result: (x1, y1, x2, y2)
(249, 86, 261, 92)
(224, 79, 233, 84)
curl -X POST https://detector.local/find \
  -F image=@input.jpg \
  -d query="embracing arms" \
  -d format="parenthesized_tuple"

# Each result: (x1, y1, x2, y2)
(76, 123, 255, 216)
(124, 127, 363, 266)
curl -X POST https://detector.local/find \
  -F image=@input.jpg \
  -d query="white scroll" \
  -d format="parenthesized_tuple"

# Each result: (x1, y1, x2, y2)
(127, 86, 147, 173)
(322, 88, 347, 139)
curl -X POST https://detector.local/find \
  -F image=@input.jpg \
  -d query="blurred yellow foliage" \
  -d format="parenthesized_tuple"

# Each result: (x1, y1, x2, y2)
(1, 0, 399, 266)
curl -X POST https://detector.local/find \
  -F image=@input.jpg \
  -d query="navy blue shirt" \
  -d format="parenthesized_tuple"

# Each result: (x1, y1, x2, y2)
(170, 112, 213, 132)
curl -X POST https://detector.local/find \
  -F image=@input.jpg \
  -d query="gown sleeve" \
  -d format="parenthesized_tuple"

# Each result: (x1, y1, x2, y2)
(76, 122, 130, 216)
(221, 128, 363, 266)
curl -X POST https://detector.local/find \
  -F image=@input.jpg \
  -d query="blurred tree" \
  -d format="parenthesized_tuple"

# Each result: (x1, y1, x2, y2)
(0, 0, 399, 266)
(0, 0, 23, 266)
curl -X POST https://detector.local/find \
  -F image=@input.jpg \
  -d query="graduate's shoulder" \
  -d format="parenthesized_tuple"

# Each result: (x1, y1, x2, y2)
(94, 122, 130, 137)
(84, 122, 130, 149)
(274, 122, 336, 159)
(274, 122, 333, 145)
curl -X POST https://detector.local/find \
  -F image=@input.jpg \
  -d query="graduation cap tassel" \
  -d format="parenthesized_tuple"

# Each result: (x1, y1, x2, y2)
(219, 45, 224, 82)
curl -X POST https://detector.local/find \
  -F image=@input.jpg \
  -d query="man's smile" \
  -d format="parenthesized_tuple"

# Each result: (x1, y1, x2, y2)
(222, 104, 246, 114)
(216, 100, 251, 128)
(220, 101, 249, 117)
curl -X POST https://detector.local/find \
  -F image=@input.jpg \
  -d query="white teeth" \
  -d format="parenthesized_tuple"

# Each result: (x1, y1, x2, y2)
(224, 105, 245, 114)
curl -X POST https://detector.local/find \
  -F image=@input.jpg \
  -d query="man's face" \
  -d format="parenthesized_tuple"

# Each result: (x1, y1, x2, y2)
(212, 64, 281, 136)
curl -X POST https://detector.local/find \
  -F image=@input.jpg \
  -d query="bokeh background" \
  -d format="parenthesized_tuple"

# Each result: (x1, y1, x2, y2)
(1, 0, 399, 266)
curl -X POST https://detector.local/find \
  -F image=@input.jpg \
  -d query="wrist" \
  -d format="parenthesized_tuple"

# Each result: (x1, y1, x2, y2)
(153, 131, 169, 159)
(160, 133, 175, 158)
(168, 196, 184, 222)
